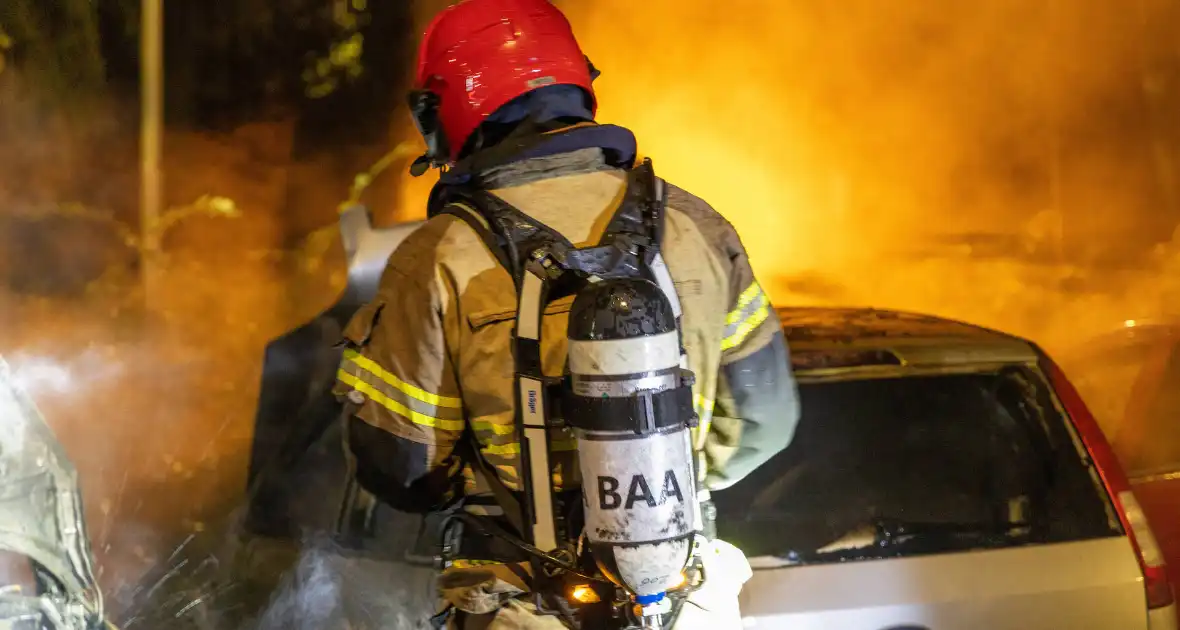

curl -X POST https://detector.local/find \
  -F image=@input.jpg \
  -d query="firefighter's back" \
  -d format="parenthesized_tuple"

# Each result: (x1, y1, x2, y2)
(383, 153, 742, 497)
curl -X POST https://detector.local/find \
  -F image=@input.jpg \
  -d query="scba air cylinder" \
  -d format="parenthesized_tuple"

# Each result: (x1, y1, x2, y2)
(564, 277, 698, 597)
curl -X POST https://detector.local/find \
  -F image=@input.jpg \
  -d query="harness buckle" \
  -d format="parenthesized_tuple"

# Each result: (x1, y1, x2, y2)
(530, 246, 566, 280)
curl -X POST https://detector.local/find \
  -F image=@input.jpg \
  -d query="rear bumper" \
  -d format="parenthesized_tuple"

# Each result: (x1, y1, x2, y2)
(1149, 604, 1178, 630)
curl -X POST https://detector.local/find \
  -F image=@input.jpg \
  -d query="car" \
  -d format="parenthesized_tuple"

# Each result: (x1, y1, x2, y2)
(238, 207, 1175, 629)
(1062, 319, 1180, 612)
(718, 308, 1177, 629)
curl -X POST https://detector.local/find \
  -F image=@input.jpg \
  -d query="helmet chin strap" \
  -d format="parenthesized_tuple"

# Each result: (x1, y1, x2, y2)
(408, 89, 451, 177)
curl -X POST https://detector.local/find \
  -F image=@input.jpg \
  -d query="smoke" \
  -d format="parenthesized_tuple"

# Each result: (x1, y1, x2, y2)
(1, 0, 1178, 625)
(1, 39, 301, 617)
(5, 348, 126, 399)
(383, 0, 1180, 350)
(254, 540, 345, 630)
(249, 538, 431, 630)
(552, 0, 1180, 350)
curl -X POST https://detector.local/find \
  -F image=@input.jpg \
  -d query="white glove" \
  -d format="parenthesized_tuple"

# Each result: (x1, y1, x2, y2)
(675, 537, 752, 629)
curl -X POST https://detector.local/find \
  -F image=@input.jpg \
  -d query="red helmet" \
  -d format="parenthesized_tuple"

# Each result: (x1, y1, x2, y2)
(410, 0, 597, 164)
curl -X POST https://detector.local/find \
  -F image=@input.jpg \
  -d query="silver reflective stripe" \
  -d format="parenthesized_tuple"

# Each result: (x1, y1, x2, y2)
(571, 371, 679, 397)
(724, 292, 768, 335)
(519, 376, 558, 550)
(337, 351, 465, 431)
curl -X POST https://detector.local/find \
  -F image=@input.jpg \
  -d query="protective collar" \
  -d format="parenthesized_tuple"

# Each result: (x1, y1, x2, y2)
(428, 123, 639, 217)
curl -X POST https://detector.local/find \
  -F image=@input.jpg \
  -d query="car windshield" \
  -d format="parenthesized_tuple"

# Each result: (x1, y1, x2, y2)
(714, 369, 1121, 564)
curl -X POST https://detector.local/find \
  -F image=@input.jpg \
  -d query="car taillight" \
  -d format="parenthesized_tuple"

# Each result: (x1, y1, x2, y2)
(1117, 489, 1175, 609)
(1039, 354, 1175, 611)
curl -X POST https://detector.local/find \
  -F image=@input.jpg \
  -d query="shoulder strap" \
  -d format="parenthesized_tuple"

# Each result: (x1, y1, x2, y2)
(430, 187, 570, 549)
(602, 157, 666, 259)
(430, 185, 574, 286)
(434, 202, 514, 275)
(551, 158, 667, 283)
(431, 160, 666, 283)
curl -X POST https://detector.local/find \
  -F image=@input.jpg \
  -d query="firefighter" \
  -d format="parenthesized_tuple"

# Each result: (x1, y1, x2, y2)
(333, 0, 800, 626)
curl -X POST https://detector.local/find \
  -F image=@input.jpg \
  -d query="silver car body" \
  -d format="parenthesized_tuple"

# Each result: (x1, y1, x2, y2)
(737, 314, 1174, 630)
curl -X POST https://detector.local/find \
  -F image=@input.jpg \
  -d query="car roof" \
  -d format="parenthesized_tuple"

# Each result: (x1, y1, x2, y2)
(776, 307, 1039, 379)
(778, 306, 1020, 345)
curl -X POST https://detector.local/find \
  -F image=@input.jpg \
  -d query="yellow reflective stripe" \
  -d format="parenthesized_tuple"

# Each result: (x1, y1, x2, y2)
(736, 280, 762, 309)
(727, 286, 767, 325)
(342, 349, 462, 408)
(472, 419, 515, 436)
(727, 292, 767, 325)
(480, 437, 578, 456)
(694, 395, 715, 415)
(727, 281, 765, 323)
(721, 303, 770, 351)
(338, 371, 465, 431)
(482, 442, 518, 456)
(450, 559, 503, 568)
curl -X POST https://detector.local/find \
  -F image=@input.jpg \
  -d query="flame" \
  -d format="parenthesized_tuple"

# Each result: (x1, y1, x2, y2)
(568, 0, 1178, 348)
(570, 584, 600, 603)
(394, 0, 1180, 350)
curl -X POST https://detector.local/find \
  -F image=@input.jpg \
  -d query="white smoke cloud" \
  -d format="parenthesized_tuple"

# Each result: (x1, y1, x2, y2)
(248, 536, 434, 630)
(5, 348, 126, 400)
